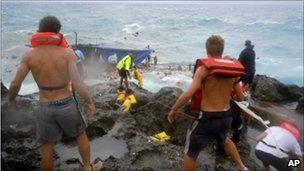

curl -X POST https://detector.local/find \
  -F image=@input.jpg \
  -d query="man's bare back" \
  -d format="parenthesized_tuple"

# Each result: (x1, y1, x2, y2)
(21, 46, 75, 102)
(8, 16, 97, 171)
(10, 44, 94, 113)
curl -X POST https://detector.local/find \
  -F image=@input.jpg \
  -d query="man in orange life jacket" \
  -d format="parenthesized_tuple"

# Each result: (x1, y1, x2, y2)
(168, 35, 247, 171)
(9, 16, 96, 171)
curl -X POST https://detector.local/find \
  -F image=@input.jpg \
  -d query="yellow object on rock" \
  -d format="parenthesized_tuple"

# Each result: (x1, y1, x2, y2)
(150, 131, 170, 142)
(117, 92, 126, 104)
(122, 94, 137, 112)
(133, 69, 144, 88)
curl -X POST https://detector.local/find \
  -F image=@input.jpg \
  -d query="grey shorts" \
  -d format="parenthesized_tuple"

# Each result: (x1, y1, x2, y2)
(35, 96, 87, 144)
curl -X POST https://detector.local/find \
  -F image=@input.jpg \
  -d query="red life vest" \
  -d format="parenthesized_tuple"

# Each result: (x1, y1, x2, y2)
(280, 122, 301, 140)
(189, 56, 245, 113)
(30, 32, 69, 48)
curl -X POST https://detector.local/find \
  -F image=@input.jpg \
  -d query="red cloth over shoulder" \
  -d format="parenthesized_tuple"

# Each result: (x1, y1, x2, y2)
(30, 32, 69, 48)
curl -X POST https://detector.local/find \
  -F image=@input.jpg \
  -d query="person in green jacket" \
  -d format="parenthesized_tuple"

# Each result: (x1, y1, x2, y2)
(116, 53, 136, 89)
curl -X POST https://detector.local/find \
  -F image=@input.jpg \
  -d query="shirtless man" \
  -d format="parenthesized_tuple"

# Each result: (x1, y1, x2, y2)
(9, 16, 96, 171)
(168, 35, 247, 171)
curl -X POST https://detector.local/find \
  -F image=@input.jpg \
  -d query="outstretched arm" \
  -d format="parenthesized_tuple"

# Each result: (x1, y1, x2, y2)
(168, 66, 208, 123)
(67, 51, 95, 115)
(9, 53, 30, 102)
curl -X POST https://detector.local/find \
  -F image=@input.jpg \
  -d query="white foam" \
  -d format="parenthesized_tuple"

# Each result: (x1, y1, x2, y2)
(4, 82, 39, 96)
(137, 73, 192, 93)
(3, 45, 20, 52)
(122, 23, 143, 34)
(84, 79, 105, 86)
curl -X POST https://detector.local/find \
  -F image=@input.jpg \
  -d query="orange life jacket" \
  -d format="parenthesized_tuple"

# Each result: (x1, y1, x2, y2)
(189, 56, 245, 113)
(30, 32, 69, 48)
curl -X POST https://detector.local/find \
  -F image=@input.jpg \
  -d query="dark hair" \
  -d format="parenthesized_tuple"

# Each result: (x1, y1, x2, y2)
(245, 40, 252, 47)
(38, 16, 61, 33)
(205, 35, 224, 57)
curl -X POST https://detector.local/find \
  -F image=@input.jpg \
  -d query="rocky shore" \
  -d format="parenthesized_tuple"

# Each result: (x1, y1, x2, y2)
(1, 74, 303, 170)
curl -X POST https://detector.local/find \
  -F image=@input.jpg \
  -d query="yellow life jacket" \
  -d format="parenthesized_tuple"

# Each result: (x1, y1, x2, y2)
(122, 94, 137, 112)
(116, 55, 135, 71)
(117, 91, 126, 103)
(133, 69, 144, 88)
(150, 131, 171, 142)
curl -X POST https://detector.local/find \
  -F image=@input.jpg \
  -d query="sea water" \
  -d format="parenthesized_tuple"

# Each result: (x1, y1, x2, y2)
(1, 1, 303, 94)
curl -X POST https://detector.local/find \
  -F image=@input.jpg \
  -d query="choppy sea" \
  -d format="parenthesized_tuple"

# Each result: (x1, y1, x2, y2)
(1, 1, 303, 94)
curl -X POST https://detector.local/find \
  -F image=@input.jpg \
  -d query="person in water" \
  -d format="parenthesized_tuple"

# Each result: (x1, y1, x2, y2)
(116, 53, 136, 89)
(168, 35, 247, 171)
(238, 40, 256, 91)
(255, 123, 303, 171)
(8, 16, 97, 171)
(154, 55, 158, 65)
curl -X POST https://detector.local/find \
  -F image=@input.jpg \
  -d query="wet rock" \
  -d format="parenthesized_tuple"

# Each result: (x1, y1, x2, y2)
(1, 82, 9, 97)
(153, 87, 183, 106)
(296, 97, 304, 114)
(251, 75, 303, 102)
(103, 134, 184, 171)
(86, 115, 115, 138)
(108, 113, 138, 139)
(1, 138, 41, 170)
(1, 96, 40, 171)
(1, 81, 264, 170)
(133, 101, 191, 146)
(280, 84, 303, 101)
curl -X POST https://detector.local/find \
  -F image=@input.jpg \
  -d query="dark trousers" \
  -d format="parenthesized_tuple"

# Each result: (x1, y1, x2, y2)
(215, 101, 243, 155)
(255, 150, 292, 171)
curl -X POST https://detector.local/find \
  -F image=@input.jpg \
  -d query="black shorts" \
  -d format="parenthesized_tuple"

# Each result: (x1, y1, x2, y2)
(184, 110, 232, 160)
(255, 150, 292, 171)
(118, 69, 127, 78)
(230, 100, 242, 130)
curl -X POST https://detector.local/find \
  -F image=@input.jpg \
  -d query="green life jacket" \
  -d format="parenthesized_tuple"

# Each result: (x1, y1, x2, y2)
(116, 55, 135, 70)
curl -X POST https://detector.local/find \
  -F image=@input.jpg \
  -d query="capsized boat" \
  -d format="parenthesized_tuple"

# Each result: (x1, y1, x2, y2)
(77, 43, 155, 66)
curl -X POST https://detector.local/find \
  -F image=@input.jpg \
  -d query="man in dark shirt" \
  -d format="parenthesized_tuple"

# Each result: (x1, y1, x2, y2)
(238, 40, 256, 90)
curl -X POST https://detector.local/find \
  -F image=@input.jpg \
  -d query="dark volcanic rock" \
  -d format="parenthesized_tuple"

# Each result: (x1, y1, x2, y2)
(134, 101, 191, 146)
(1, 82, 9, 97)
(296, 97, 304, 113)
(251, 75, 303, 102)
(1, 81, 262, 171)
(1, 97, 40, 171)
(153, 87, 183, 106)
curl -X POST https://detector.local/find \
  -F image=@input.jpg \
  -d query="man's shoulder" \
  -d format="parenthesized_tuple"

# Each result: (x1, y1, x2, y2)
(22, 49, 36, 60)
(195, 65, 209, 79)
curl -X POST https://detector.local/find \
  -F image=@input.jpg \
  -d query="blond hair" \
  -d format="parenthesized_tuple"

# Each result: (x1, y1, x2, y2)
(205, 35, 225, 57)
